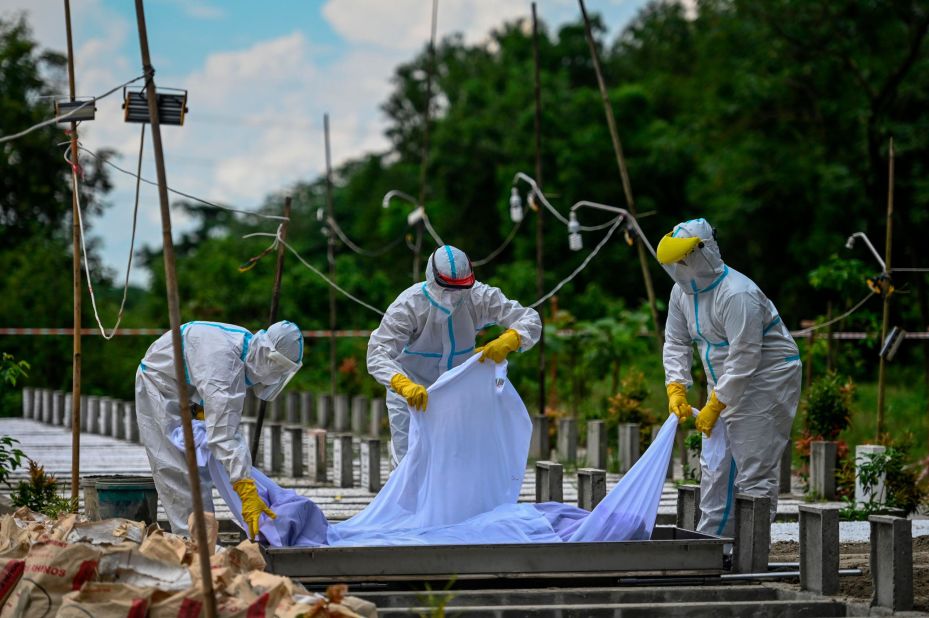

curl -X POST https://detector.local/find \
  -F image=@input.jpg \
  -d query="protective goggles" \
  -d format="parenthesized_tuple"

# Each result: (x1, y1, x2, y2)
(431, 251, 475, 289)
(254, 349, 302, 402)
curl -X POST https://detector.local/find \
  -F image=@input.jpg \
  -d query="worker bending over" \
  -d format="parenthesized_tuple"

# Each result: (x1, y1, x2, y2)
(136, 320, 303, 539)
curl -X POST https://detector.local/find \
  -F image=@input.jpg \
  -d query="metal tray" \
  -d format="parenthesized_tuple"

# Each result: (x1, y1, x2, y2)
(263, 526, 728, 583)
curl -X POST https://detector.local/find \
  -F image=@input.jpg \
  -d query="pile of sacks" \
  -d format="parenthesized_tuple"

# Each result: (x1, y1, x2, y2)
(0, 507, 376, 617)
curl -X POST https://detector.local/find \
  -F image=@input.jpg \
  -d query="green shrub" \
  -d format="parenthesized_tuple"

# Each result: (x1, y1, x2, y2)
(804, 372, 854, 440)
(0, 435, 24, 488)
(11, 460, 76, 518)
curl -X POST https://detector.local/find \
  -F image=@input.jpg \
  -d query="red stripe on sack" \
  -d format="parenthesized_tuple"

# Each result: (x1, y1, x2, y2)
(72, 560, 98, 590)
(128, 598, 149, 618)
(0, 561, 24, 602)
(178, 598, 204, 618)
(247, 592, 270, 618)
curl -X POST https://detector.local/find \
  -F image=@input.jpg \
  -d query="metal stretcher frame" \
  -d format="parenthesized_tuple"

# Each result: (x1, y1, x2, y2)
(263, 526, 729, 583)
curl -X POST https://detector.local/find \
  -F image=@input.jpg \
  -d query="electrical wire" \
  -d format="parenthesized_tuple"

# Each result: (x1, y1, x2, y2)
(326, 216, 405, 257)
(243, 231, 386, 316)
(78, 144, 290, 222)
(473, 219, 523, 267)
(65, 128, 144, 340)
(421, 214, 445, 246)
(530, 216, 624, 309)
(791, 292, 876, 337)
(0, 74, 145, 145)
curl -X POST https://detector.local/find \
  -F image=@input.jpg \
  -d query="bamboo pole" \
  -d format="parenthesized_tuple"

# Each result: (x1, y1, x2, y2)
(250, 196, 292, 461)
(324, 114, 337, 401)
(63, 0, 82, 507)
(414, 0, 439, 281)
(132, 2, 216, 614)
(876, 137, 894, 440)
(578, 0, 663, 351)
(531, 3, 547, 418)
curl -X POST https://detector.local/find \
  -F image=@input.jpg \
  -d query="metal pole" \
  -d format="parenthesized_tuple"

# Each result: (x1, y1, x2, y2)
(132, 2, 216, 615)
(250, 196, 292, 461)
(414, 0, 439, 281)
(578, 0, 663, 351)
(63, 0, 82, 508)
(531, 3, 547, 419)
(876, 137, 894, 439)
(324, 114, 337, 401)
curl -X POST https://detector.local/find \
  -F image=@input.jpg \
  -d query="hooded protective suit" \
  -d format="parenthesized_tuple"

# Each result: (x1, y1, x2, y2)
(367, 246, 542, 464)
(659, 219, 801, 538)
(135, 320, 303, 535)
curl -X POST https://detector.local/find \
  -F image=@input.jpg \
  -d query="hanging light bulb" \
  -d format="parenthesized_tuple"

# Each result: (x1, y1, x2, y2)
(509, 187, 524, 223)
(568, 211, 583, 251)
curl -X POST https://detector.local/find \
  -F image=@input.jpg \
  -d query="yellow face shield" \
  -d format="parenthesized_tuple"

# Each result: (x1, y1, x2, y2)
(656, 234, 701, 265)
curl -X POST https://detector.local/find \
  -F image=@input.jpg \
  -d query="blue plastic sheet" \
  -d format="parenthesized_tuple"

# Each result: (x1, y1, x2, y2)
(173, 355, 678, 546)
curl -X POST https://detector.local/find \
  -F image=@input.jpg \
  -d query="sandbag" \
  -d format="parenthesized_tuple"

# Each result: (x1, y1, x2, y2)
(0, 560, 23, 607)
(0, 539, 100, 618)
(58, 582, 152, 618)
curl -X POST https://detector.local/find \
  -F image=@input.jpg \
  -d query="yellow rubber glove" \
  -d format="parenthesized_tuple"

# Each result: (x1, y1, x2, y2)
(390, 373, 429, 411)
(694, 391, 726, 437)
(476, 329, 521, 363)
(666, 383, 692, 424)
(233, 478, 276, 540)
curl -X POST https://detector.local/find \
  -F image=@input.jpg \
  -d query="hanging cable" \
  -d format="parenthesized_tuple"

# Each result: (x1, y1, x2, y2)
(530, 216, 624, 309)
(0, 75, 145, 145)
(243, 231, 385, 316)
(78, 144, 289, 222)
(326, 216, 405, 257)
(473, 219, 523, 267)
(65, 126, 145, 340)
(791, 293, 876, 337)
(421, 214, 445, 246)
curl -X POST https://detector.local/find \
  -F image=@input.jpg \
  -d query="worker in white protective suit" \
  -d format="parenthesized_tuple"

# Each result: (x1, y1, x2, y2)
(367, 245, 543, 465)
(135, 320, 303, 538)
(657, 219, 801, 539)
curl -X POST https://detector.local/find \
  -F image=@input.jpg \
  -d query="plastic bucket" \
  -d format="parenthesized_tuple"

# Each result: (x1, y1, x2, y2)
(94, 476, 158, 525)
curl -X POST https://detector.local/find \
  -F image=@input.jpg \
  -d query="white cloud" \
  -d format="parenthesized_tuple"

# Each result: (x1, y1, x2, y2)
(8, 0, 650, 287)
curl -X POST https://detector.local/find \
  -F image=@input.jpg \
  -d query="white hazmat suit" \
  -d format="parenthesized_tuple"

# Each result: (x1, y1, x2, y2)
(135, 320, 303, 535)
(660, 219, 801, 538)
(367, 246, 542, 464)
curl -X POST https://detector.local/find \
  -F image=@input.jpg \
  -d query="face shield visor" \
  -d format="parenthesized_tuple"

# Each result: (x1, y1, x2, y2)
(252, 348, 302, 401)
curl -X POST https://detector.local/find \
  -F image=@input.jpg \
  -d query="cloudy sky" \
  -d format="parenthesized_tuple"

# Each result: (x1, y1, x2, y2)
(3, 0, 654, 285)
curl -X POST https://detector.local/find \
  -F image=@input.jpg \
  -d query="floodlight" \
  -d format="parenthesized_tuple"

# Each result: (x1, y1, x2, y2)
(123, 87, 188, 125)
(509, 187, 524, 223)
(845, 236, 856, 250)
(879, 326, 905, 361)
(55, 98, 96, 123)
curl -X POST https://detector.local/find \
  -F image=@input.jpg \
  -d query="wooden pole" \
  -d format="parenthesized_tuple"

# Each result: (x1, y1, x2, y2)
(414, 0, 439, 281)
(250, 196, 292, 461)
(324, 114, 337, 401)
(876, 137, 894, 440)
(531, 3, 547, 419)
(63, 0, 82, 508)
(132, 2, 216, 614)
(578, 0, 663, 351)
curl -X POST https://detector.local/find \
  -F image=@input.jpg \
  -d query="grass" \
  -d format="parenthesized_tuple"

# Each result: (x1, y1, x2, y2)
(837, 378, 928, 462)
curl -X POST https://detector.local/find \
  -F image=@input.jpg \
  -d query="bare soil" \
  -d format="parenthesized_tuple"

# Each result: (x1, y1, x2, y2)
(769, 536, 929, 612)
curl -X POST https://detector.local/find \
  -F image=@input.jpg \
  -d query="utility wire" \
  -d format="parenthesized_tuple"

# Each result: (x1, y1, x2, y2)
(79, 144, 290, 222)
(792, 293, 876, 336)
(0, 75, 145, 145)
(243, 231, 386, 316)
(65, 129, 144, 340)
(530, 216, 624, 309)
(473, 219, 523, 267)
(326, 216, 405, 257)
